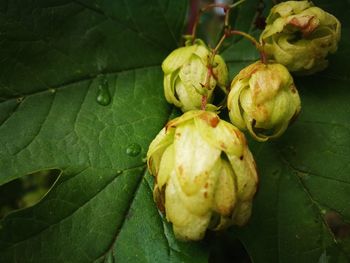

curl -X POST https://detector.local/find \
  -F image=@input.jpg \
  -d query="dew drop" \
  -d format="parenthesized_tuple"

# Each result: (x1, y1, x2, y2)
(96, 77, 111, 106)
(126, 143, 141, 157)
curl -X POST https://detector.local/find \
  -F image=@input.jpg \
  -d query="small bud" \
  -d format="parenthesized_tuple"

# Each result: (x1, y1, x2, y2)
(162, 39, 228, 112)
(147, 110, 258, 241)
(260, 0, 341, 75)
(227, 61, 301, 142)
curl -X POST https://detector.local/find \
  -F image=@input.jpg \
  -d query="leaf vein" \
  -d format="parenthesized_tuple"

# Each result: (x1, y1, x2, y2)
(0, 101, 21, 127)
(12, 92, 56, 156)
(280, 154, 350, 260)
(155, 0, 179, 45)
(93, 167, 146, 262)
(73, 0, 168, 52)
(1, 65, 161, 102)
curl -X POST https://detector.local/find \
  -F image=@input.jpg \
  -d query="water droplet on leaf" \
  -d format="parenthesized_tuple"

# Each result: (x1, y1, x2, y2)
(126, 143, 141, 157)
(96, 77, 111, 106)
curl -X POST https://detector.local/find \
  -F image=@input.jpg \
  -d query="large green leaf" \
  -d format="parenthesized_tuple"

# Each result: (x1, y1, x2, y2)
(1, 0, 349, 262)
(0, 0, 207, 262)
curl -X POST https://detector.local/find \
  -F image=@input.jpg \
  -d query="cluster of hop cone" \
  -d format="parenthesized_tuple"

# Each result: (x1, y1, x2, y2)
(147, 1, 341, 241)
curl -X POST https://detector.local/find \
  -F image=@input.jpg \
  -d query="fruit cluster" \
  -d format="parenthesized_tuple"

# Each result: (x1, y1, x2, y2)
(147, 1, 340, 241)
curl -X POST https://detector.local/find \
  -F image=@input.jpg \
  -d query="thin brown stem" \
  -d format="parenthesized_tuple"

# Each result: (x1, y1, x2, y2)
(191, 4, 229, 40)
(190, 0, 249, 110)
(190, 0, 246, 41)
(229, 0, 247, 8)
(229, 30, 267, 64)
(201, 95, 207, 110)
(213, 34, 227, 54)
(259, 49, 267, 64)
(229, 30, 260, 46)
(200, 25, 229, 110)
(187, 0, 200, 35)
(224, 10, 231, 28)
(191, 11, 201, 40)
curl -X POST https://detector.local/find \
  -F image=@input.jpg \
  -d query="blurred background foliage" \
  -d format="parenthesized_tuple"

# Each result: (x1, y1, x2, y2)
(0, 170, 60, 219)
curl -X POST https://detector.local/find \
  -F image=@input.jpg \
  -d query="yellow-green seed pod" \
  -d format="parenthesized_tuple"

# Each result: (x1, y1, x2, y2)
(147, 110, 258, 241)
(260, 0, 341, 75)
(227, 61, 301, 142)
(162, 39, 228, 112)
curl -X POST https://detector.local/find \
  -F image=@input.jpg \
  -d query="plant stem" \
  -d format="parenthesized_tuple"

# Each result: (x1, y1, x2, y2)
(191, 0, 246, 41)
(191, 4, 228, 40)
(191, 0, 253, 110)
(229, 30, 267, 64)
(187, 0, 200, 35)
(229, 0, 247, 9)
(201, 95, 207, 111)
(213, 34, 227, 55)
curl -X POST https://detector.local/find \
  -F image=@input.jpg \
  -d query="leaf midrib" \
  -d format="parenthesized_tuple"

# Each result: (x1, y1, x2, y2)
(0, 64, 161, 101)
(93, 167, 146, 262)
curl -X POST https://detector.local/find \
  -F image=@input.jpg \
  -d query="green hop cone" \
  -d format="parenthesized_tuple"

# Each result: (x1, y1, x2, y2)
(147, 110, 258, 241)
(260, 0, 341, 75)
(162, 39, 228, 112)
(227, 61, 301, 142)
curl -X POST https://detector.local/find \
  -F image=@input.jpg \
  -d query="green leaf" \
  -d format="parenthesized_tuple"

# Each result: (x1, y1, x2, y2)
(0, 0, 208, 262)
(1, 0, 350, 262)
(222, 0, 350, 262)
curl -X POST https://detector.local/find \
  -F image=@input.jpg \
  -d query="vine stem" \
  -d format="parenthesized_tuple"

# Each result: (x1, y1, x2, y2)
(228, 30, 267, 64)
(200, 21, 230, 111)
(201, 95, 207, 110)
(191, 0, 246, 41)
(192, 0, 265, 110)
